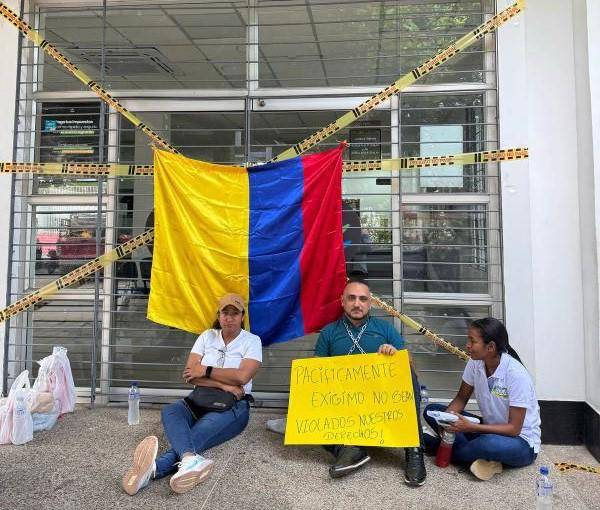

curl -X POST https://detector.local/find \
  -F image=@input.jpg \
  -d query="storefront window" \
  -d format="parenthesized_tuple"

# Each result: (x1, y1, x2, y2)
(402, 204, 491, 294)
(31, 205, 106, 288)
(258, 0, 493, 87)
(7, 0, 501, 400)
(400, 93, 489, 193)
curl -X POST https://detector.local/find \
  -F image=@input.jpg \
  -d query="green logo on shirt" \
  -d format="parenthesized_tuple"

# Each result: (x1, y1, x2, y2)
(491, 385, 509, 399)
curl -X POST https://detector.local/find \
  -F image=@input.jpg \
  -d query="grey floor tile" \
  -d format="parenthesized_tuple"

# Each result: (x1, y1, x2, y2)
(0, 407, 597, 510)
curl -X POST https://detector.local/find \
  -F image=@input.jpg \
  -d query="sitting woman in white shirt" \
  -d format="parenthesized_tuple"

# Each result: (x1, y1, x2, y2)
(122, 293, 262, 495)
(423, 317, 541, 480)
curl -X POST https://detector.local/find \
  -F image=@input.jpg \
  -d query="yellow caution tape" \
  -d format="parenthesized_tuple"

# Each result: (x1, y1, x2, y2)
(554, 463, 600, 476)
(371, 295, 471, 361)
(344, 148, 528, 172)
(0, 162, 155, 176)
(270, 1, 525, 163)
(0, 148, 528, 177)
(0, 2, 178, 154)
(0, 230, 153, 323)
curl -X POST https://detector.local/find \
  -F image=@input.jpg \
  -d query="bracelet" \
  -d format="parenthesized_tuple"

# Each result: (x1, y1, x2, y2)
(205, 366, 213, 378)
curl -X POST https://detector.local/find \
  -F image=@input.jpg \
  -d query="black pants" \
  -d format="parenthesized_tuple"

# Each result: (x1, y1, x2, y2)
(325, 368, 423, 456)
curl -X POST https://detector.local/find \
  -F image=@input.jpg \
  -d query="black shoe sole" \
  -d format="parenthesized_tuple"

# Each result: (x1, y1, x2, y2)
(404, 475, 426, 487)
(329, 456, 371, 479)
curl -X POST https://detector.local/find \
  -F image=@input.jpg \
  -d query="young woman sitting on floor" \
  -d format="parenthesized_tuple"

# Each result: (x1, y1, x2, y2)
(422, 317, 541, 480)
(122, 293, 262, 495)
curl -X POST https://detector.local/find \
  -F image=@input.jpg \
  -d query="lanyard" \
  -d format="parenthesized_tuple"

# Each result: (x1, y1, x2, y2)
(343, 317, 369, 355)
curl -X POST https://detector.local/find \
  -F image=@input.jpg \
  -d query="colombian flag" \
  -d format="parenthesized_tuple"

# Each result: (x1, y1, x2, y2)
(147, 145, 347, 345)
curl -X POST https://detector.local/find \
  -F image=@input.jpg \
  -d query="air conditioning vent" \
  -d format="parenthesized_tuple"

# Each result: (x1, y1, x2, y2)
(67, 46, 183, 76)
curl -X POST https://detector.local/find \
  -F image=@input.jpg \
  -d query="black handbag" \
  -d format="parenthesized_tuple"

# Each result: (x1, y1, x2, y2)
(186, 386, 236, 412)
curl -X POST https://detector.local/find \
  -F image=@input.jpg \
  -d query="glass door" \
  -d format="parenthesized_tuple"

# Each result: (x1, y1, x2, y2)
(248, 96, 395, 397)
(106, 99, 246, 400)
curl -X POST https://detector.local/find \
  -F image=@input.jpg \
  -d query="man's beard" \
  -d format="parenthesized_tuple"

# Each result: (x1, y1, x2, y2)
(344, 309, 369, 321)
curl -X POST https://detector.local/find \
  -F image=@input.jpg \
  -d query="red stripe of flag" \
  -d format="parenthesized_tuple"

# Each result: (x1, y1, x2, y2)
(299, 145, 347, 334)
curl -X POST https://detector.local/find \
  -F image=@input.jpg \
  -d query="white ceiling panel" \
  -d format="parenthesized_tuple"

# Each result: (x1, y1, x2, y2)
(195, 39, 245, 60)
(268, 60, 325, 84)
(256, 6, 309, 26)
(185, 26, 246, 40)
(45, 13, 102, 28)
(182, 63, 237, 79)
(105, 77, 137, 89)
(168, 12, 245, 27)
(260, 42, 319, 59)
(121, 27, 191, 45)
(156, 45, 208, 63)
(48, 27, 129, 45)
(105, 11, 176, 28)
(259, 24, 316, 44)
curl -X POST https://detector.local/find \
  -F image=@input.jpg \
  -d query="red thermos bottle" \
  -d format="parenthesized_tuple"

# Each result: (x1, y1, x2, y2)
(435, 430, 455, 468)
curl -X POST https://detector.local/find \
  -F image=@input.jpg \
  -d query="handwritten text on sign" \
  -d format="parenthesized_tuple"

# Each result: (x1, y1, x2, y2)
(285, 351, 419, 447)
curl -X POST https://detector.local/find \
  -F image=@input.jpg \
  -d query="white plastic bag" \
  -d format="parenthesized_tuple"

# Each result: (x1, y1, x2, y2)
(12, 389, 33, 445)
(33, 346, 76, 415)
(32, 398, 61, 432)
(0, 370, 34, 445)
(32, 357, 52, 393)
(30, 392, 54, 414)
(0, 401, 12, 444)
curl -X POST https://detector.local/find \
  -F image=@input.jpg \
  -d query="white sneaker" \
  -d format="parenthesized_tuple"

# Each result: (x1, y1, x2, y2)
(122, 435, 158, 496)
(169, 454, 214, 494)
(266, 417, 287, 435)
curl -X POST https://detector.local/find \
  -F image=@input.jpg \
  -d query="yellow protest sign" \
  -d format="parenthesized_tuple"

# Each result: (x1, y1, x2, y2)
(284, 351, 419, 448)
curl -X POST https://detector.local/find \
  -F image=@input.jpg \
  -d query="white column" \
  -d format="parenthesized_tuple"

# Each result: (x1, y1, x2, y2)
(496, 0, 536, 378)
(582, 0, 600, 413)
(0, 0, 20, 393)
(498, 0, 586, 401)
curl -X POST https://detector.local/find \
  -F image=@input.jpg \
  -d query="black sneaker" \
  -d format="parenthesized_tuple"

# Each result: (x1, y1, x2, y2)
(329, 446, 371, 479)
(404, 447, 426, 486)
(422, 433, 440, 457)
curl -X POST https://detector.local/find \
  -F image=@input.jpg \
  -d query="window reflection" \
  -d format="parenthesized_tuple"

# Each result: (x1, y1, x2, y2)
(32, 206, 106, 289)
(402, 204, 490, 293)
(401, 93, 489, 193)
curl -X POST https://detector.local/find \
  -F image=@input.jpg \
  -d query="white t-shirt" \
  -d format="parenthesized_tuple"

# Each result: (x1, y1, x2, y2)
(191, 329, 262, 394)
(462, 353, 541, 453)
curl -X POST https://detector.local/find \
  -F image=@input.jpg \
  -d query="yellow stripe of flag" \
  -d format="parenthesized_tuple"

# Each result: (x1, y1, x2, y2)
(147, 150, 250, 333)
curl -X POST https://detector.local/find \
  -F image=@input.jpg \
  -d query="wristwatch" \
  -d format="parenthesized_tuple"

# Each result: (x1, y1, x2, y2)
(205, 366, 214, 378)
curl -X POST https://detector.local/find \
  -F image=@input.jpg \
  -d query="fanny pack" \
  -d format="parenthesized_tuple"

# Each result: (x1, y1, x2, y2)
(187, 387, 237, 412)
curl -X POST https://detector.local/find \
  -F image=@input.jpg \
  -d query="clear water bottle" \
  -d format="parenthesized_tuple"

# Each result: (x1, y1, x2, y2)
(536, 466, 553, 509)
(420, 385, 429, 412)
(128, 381, 141, 425)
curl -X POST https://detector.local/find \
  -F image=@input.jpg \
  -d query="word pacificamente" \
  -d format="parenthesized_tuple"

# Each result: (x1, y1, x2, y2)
(294, 361, 396, 385)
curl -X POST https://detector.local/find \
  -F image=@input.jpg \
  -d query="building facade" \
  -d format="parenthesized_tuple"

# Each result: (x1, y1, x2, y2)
(0, 0, 598, 458)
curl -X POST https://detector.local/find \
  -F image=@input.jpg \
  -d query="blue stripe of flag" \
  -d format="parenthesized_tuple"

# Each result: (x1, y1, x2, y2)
(248, 157, 306, 345)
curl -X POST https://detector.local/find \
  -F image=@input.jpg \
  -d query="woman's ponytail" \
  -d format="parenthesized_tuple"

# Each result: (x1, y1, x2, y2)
(506, 344, 523, 364)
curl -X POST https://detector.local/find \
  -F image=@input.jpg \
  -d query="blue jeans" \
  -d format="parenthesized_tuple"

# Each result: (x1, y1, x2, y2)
(155, 398, 250, 479)
(423, 403, 536, 467)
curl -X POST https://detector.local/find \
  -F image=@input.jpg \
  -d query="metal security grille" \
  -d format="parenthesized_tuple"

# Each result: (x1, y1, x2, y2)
(4, 0, 501, 406)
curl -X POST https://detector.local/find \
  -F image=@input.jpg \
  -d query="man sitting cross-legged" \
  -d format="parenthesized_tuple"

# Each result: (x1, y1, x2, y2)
(269, 278, 426, 486)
